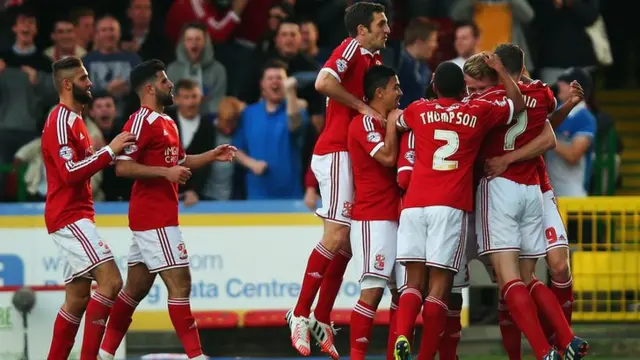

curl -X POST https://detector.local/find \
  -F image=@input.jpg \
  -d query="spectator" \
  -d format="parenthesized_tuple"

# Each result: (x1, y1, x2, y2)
(167, 23, 227, 117)
(530, 0, 599, 85)
(165, 0, 248, 45)
(122, 0, 174, 64)
(202, 97, 244, 201)
(396, 18, 438, 108)
(0, 6, 53, 200)
(165, 79, 215, 207)
(87, 91, 117, 144)
(300, 19, 331, 65)
(450, 0, 535, 71)
(234, 60, 310, 199)
(44, 18, 87, 62)
(70, 7, 95, 52)
(450, 21, 480, 69)
(546, 68, 597, 197)
(83, 15, 142, 115)
(254, 2, 295, 56)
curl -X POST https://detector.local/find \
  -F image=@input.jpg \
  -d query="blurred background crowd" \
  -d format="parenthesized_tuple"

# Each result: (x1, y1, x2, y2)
(0, 0, 636, 207)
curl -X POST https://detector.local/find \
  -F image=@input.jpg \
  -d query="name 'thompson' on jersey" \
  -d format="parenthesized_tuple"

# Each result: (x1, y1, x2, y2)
(398, 97, 514, 211)
(117, 107, 187, 231)
(42, 104, 115, 233)
(314, 38, 383, 155)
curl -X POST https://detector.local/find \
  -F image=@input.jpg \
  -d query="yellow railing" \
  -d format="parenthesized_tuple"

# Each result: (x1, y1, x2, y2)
(558, 197, 640, 321)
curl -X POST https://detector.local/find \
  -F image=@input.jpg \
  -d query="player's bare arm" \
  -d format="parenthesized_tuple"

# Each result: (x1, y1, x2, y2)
(115, 159, 192, 184)
(484, 53, 526, 113)
(548, 80, 584, 128)
(315, 71, 383, 120)
(285, 77, 305, 131)
(234, 150, 268, 175)
(485, 122, 557, 178)
(181, 144, 237, 170)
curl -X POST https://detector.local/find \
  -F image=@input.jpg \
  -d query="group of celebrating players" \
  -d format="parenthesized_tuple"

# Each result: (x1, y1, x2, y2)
(288, 2, 590, 360)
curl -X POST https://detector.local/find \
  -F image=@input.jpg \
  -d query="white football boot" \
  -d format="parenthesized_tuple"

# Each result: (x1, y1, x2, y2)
(309, 312, 339, 359)
(286, 309, 311, 356)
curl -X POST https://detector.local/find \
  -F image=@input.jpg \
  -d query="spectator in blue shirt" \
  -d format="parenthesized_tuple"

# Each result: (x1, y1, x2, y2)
(233, 60, 310, 199)
(546, 68, 597, 197)
(396, 18, 439, 108)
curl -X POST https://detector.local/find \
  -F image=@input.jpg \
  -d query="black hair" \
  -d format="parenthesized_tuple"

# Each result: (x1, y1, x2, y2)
(261, 59, 288, 77)
(433, 62, 465, 98)
(130, 59, 166, 94)
(454, 20, 480, 38)
(494, 43, 524, 76)
(89, 91, 115, 108)
(363, 65, 396, 101)
(275, 17, 300, 34)
(344, 2, 386, 38)
(52, 56, 84, 91)
(181, 22, 207, 36)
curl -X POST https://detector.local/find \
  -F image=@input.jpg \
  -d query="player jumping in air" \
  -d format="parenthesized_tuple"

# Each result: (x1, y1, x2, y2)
(391, 60, 538, 360)
(43, 56, 136, 360)
(346, 65, 403, 359)
(287, 2, 389, 358)
(98, 60, 236, 360)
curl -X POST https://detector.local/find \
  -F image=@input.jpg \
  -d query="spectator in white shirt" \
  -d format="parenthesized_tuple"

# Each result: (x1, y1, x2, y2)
(450, 21, 480, 69)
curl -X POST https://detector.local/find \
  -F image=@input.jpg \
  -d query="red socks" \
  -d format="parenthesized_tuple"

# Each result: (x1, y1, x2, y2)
(528, 280, 574, 348)
(395, 288, 423, 342)
(294, 243, 335, 318)
(551, 278, 574, 324)
(502, 280, 551, 360)
(47, 309, 81, 360)
(386, 301, 398, 360)
(100, 291, 140, 356)
(417, 296, 448, 360)
(81, 292, 113, 360)
(498, 298, 522, 360)
(438, 309, 462, 360)
(350, 300, 377, 360)
(315, 249, 351, 323)
(168, 298, 203, 358)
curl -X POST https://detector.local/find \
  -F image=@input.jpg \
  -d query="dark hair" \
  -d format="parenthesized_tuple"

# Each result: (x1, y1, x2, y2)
(433, 62, 465, 98)
(494, 43, 524, 76)
(89, 91, 115, 108)
(404, 18, 438, 46)
(270, 2, 294, 18)
(11, 4, 37, 25)
(54, 17, 74, 27)
(276, 17, 300, 35)
(52, 56, 84, 90)
(344, 2, 386, 38)
(261, 59, 288, 77)
(175, 79, 200, 94)
(181, 22, 207, 37)
(363, 65, 396, 101)
(454, 20, 480, 38)
(69, 7, 95, 25)
(130, 59, 166, 93)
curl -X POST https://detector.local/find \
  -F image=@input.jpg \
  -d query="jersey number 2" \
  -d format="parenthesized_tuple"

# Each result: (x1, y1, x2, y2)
(433, 130, 459, 171)
(504, 112, 528, 150)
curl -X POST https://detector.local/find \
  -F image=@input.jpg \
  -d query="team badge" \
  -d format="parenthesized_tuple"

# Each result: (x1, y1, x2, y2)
(374, 254, 385, 271)
(367, 132, 382, 143)
(404, 150, 415, 164)
(177, 242, 189, 260)
(124, 144, 138, 155)
(341, 201, 353, 218)
(336, 58, 348, 73)
(58, 146, 74, 161)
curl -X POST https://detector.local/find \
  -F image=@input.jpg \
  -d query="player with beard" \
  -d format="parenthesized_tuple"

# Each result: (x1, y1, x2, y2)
(43, 56, 135, 360)
(98, 60, 236, 360)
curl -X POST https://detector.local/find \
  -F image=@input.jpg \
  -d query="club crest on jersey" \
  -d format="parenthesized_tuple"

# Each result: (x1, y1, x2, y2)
(124, 144, 138, 155)
(374, 254, 385, 271)
(177, 242, 188, 260)
(367, 132, 382, 143)
(341, 201, 353, 218)
(336, 58, 348, 73)
(404, 150, 415, 164)
(59, 146, 74, 161)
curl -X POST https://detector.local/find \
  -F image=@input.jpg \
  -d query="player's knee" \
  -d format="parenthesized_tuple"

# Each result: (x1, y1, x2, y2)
(166, 275, 192, 298)
(449, 292, 463, 311)
(321, 224, 350, 252)
(65, 292, 91, 313)
(359, 280, 385, 307)
(548, 256, 571, 281)
(99, 277, 123, 299)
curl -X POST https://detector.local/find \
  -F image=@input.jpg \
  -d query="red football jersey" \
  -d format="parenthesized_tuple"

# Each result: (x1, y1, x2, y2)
(477, 81, 557, 185)
(347, 114, 400, 221)
(537, 156, 553, 193)
(398, 97, 514, 211)
(117, 107, 187, 231)
(396, 131, 415, 191)
(314, 38, 383, 155)
(42, 104, 115, 233)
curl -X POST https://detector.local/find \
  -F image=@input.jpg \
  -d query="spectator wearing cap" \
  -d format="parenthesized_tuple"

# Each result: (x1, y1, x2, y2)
(545, 68, 597, 197)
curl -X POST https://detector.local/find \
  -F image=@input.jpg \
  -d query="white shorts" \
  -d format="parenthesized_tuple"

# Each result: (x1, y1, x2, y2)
(397, 206, 468, 272)
(452, 214, 475, 292)
(51, 218, 114, 284)
(542, 190, 569, 251)
(311, 152, 354, 226)
(476, 177, 546, 259)
(127, 226, 190, 273)
(350, 220, 397, 282)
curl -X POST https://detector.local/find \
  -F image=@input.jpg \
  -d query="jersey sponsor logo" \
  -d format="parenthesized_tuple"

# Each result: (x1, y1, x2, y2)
(367, 132, 382, 143)
(165, 146, 180, 164)
(404, 150, 415, 164)
(59, 146, 74, 161)
(336, 58, 348, 73)
(124, 144, 138, 155)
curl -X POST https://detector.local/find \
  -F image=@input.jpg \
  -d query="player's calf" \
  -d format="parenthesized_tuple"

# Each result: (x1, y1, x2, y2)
(546, 247, 573, 324)
(418, 267, 453, 360)
(438, 292, 463, 360)
(350, 279, 386, 360)
(394, 262, 427, 358)
(48, 279, 92, 360)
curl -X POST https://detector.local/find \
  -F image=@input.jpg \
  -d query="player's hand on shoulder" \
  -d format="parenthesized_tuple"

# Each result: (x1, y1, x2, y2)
(484, 156, 510, 179)
(387, 109, 404, 127)
(568, 80, 584, 105)
(165, 165, 192, 185)
(109, 131, 137, 154)
(359, 104, 384, 123)
(250, 159, 268, 175)
(210, 144, 237, 162)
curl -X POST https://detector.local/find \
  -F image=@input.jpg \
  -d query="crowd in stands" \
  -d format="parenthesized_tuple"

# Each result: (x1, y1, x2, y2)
(0, 0, 633, 206)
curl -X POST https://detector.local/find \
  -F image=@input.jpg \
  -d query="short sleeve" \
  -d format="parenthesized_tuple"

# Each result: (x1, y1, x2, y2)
(351, 115, 385, 157)
(116, 113, 151, 162)
(177, 142, 187, 165)
(320, 39, 359, 83)
(397, 131, 415, 173)
(572, 109, 597, 139)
